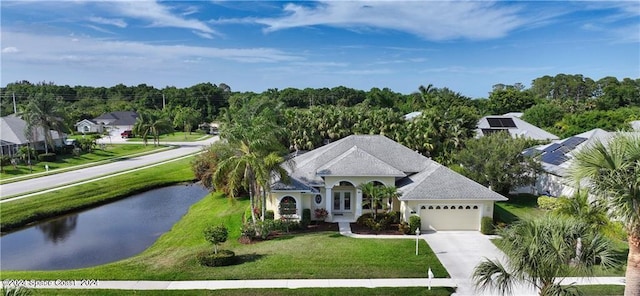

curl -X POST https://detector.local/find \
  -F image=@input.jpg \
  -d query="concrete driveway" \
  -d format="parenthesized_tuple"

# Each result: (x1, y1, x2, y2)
(423, 231, 538, 296)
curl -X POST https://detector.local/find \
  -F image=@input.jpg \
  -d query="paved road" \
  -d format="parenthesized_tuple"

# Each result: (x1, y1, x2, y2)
(0, 136, 218, 200)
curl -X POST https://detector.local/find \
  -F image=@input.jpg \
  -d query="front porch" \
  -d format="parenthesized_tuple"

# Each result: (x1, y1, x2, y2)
(328, 212, 356, 223)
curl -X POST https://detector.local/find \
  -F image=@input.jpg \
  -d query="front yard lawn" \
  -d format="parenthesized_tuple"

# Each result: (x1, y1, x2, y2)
(2, 192, 449, 281)
(494, 193, 544, 224)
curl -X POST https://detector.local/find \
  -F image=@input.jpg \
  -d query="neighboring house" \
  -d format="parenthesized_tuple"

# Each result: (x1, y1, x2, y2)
(476, 114, 559, 141)
(0, 115, 66, 157)
(267, 135, 507, 231)
(403, 111, 422, 121)
(517, 128, 640, 197)
(74, 119, 103, 134)
(81, 111, 138, 137)
(631, 120, 640, 131)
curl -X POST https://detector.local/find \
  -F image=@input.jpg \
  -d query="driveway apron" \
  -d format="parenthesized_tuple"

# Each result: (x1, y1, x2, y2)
(422, 231, 538, 296)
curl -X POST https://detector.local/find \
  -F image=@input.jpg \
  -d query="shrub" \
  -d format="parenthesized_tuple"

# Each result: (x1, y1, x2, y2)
(398, 221, 411, 234)
(197, 249, 236, 267)
(409, 215, 421, 234)
(537, 195, 559, 211)
(38, 153, 56, 162)
(301, 208, 311, 228)
(203, 224, 228, 254)
(265, 210, 275, 220)
(480, 217, 495, 235)
(356, 213, 373, 226)
(314, 208, 328, 220)
(77, 137, 97, 152)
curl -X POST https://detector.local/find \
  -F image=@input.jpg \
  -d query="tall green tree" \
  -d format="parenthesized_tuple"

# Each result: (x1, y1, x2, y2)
(453, 132, 540, 194)
(474, 216, 617, 296)
(21, 93, 66, 154)
(172, 106, 201, 139)
(133, 109, 173, 146)
(569, 133, 640, 295)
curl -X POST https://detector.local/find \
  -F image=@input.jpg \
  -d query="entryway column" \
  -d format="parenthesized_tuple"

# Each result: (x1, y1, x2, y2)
(325, 186, 333, 222)
(355, 188, 362, 218)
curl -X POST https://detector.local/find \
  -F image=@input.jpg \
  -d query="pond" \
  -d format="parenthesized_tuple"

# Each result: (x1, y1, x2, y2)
(0, 184, 209, 270)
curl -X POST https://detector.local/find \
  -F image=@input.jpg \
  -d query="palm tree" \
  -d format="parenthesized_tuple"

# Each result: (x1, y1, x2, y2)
(21, 93, 66, 154)
(473, 215, 617, 296)
(133, 110, 172, 146)
(568, 133, 640, 295)
(553, 190, 610, 232)
(358, 182, 383, 220)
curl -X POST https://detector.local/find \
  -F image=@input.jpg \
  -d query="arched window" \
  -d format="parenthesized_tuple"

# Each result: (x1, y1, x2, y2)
(435, 206, 441, 209)
(458, 206, 463, 209)
(443, 206, 449, 209)
(451, 206, 456, 210)
(465, 206, 471, 209)
(473, 205, 479, 209)
(420, 205, 426, 210)
(428, 206, 434, 209)
(279, 196, 297, 216)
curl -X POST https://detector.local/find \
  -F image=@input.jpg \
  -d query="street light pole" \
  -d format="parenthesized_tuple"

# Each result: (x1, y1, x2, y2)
(415, 228, 421, 255)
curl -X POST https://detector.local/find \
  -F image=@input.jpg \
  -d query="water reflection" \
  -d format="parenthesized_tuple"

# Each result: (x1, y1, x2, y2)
(36, 215, 78, 244)
(0, 184, 208, 270)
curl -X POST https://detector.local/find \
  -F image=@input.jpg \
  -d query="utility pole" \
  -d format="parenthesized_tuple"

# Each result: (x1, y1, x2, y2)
(162, 94, 166, 110)
(13, 92, 17, 114)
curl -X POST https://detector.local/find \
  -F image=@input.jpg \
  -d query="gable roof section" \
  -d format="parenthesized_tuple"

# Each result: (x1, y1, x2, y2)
(94, 111, 138, 126)
(316, 146, 406, 177)
(286, 135, 429, 185)
(398, 165, 507, 201)
(477, 115, 558, 140)
(74, 119, 99, 126)
(1, 115, 64, 145)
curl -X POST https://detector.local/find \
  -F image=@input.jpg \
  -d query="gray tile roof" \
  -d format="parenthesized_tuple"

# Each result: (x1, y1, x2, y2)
(271, 177, 319, 193)
(94, 111, 138, 126)
(275, 134, 506, 201)
(1, 115, 64, 145)
(398, 166, 508, 201)
(316, 146, 406, 177)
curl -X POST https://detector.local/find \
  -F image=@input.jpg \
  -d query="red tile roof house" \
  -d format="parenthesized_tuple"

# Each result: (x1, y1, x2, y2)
(267, 135, 507, 231)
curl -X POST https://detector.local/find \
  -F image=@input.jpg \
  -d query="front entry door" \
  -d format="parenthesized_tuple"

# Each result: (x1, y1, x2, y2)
(333, 191, 352, 212)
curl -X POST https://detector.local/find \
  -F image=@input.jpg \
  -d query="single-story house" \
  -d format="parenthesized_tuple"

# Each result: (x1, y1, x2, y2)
(0, 115, 66, 156)
(476, 114, 559, 141)
(516, 128, 640, 197)
(74, 119, 103, 134)
(267, 135, 507, 231)
(78, 111, 138, 137)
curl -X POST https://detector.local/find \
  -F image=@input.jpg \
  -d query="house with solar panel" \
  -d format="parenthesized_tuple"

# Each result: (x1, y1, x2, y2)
(517, 128, 637, 197)
(476, 115, 559, 141)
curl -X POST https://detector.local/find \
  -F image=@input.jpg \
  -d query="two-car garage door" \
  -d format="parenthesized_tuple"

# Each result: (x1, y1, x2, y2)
(420, 204, 481, 231)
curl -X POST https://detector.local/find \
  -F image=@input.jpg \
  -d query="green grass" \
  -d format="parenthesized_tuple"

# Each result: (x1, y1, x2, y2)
(1, 192, 449, 281)
(575, 285, 625, 296)
(0, 157, 196, 233)
(494, 193, 544, 224)
(0, 144, 168, 182)
(30, 287, 455, 296)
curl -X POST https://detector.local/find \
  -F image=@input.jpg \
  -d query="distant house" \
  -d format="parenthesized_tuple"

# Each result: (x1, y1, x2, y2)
(267, 135, 507, 231)
(77, 111, 138, 137)
(516, 128, 640, 197)
(476, 115, 559, 141)
(74, 119, 103, 134)
(403, 111, 422, 121)
(0, 115, 66, 157)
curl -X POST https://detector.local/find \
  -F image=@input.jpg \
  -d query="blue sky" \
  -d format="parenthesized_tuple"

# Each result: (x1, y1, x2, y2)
(1, 1, 639, 98)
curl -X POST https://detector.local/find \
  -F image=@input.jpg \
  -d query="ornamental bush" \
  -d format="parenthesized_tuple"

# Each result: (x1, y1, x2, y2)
(197, 249, 236, 267)
(537, 195, 559, 211)
(480, 217, 495, 235)
(38, 153, 56, 162)
(265, 210, 275, 220)
(301, 208, 311, 228)
(204, 224, 228, 254)
(398, 221, 411, 234)
(409, 215, 421, 234)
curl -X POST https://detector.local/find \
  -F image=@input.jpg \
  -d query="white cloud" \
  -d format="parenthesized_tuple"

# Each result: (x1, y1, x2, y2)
(110, 1, 220, 38)
(2, 47, 20, 53)
(250, 1, 530, 41)
(88, 16, 127, 28)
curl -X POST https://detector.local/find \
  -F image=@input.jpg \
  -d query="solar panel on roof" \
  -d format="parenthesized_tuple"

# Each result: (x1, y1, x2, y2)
(542, 143, 561, 153)
(499, 118, 516, 128)
(541, 151, 568, 165)
(486, 117, 516, 128)
(562, 137, 587, 149)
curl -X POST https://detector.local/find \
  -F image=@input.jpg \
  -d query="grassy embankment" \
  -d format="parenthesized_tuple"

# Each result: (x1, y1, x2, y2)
(0, 144, 170, 183)
(0, 156, 195, 233)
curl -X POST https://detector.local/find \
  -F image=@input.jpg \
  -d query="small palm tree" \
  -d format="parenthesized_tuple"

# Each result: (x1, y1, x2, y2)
(133, 110, 172, 146)
(474, 215, 617, 296)
(358, 182, 383, 220)
(21, 93, 66, 154)
(568, 133, 640, 295)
